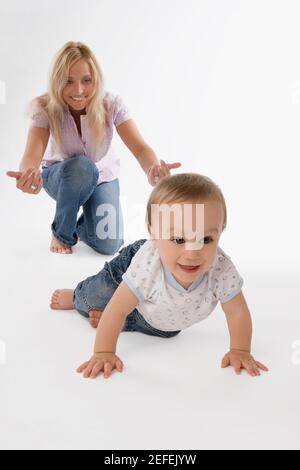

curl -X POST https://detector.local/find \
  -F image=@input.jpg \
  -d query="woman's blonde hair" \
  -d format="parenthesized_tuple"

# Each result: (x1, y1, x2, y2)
(28, 41, 106, 153)
(146, 173, 227, 232)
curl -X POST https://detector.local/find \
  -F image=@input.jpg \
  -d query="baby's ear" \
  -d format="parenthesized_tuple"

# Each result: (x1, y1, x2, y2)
(148, 225, 157, 246)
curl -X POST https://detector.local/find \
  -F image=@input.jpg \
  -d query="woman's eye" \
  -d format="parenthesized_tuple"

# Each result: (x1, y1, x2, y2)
(65, 79, 91, 85)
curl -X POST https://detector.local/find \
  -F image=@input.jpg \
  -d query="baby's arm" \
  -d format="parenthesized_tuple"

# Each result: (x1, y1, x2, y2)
(221, 291, 269, 376)
(77, 281, 139, 380)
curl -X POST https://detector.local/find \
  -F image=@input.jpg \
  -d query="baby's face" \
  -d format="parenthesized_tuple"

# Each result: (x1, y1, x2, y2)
(150, 199, 224, 289)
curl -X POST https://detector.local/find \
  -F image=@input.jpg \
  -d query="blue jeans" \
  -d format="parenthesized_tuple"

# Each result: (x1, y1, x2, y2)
(41, 156, 124, 255)
(73, 239, 181, 338)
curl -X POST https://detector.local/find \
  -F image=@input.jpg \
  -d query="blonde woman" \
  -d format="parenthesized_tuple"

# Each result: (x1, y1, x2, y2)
(7, 41, 181, 255)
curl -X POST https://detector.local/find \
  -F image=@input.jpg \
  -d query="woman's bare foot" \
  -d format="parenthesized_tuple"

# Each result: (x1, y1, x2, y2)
(51, 236, 73, 254)
(50, 289, 74, 310)
(89, 309, 103, 328)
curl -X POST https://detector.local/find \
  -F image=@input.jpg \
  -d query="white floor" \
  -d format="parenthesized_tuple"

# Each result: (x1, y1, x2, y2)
(0, 183, 299, 450)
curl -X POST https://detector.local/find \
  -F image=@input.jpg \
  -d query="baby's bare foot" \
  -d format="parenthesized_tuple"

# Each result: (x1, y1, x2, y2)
(51, 236, 73, 254)
(89, 309, 103, 328)
(50, 289, 74, 310)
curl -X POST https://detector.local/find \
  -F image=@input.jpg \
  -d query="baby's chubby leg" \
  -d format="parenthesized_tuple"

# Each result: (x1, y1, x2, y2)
(50, 289, 102, 328)
(50, 240, 147, 329)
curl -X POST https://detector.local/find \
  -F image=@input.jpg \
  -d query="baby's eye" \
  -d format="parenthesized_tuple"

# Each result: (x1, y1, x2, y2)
(84, 78, 92, 82)
(172, 237, 185, 245)
(203, 236, 213, 244)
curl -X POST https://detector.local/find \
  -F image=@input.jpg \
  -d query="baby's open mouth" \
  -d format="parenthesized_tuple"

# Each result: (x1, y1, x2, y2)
(178, 263, 201, 273)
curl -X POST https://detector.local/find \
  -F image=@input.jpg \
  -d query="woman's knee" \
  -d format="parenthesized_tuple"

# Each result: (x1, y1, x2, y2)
(92, 237, 124, 256)
(61, 156, 99, 188)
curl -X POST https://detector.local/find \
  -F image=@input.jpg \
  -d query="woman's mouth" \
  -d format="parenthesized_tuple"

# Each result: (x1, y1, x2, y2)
(71, 96, 86, 103)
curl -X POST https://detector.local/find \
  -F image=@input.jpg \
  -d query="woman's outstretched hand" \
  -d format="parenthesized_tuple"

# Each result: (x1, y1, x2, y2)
(6, 168, 43, 195)
(147, 159, 182, 186)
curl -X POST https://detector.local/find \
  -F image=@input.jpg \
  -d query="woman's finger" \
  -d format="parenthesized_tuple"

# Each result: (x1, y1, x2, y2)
(22, 172, 36, 193)
(31, 172, 42, 194)
(148, 164, 164, 185)
(150, 165, 160, 181)
(17, 170, 34, 190)
(148, 165, 156, 179)
(166, 162, 182, 170)
(160, 160, 170, 176)
(6, 171, 22, 179)
(157, 164, 166, 178)
(17, 169, 34, 187)
(158, 167, 165, 178)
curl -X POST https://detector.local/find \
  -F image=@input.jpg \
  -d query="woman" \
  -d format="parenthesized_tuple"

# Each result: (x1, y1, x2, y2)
(7, 41, 181, 255)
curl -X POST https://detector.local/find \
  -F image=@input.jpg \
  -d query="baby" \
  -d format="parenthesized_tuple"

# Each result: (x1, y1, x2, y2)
(50, 173, 268, 379)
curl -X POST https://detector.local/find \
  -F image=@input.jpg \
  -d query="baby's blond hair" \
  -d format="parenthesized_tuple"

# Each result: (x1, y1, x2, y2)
(146, 173, 227, 232)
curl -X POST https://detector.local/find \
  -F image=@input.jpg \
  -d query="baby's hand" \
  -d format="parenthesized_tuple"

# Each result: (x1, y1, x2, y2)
(77, 352, 124, 379)
(221, 349, 269, 377)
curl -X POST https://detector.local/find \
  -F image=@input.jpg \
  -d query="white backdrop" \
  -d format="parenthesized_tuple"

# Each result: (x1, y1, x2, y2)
(1, 0, 299, 270)
(0, 0, 300, 450)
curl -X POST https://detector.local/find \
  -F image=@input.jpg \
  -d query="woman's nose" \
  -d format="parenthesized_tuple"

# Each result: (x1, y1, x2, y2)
(74, 83, 84, 94)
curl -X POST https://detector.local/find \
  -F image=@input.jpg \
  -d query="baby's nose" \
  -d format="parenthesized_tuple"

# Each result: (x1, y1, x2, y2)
(184, 241, 204, 251)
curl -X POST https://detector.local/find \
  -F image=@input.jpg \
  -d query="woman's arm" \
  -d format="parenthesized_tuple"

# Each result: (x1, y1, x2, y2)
(117, 119, 181, 185)
(6, 127, 50, 195)
(116, 119, 159, 173)
(20, 127, 50, 171)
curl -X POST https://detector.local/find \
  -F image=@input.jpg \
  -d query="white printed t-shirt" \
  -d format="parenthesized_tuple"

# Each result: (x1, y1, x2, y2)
(122, 240, 244, 332)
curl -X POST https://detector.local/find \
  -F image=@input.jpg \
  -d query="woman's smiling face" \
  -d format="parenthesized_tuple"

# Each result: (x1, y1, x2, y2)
(62, 59, 94, 113)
